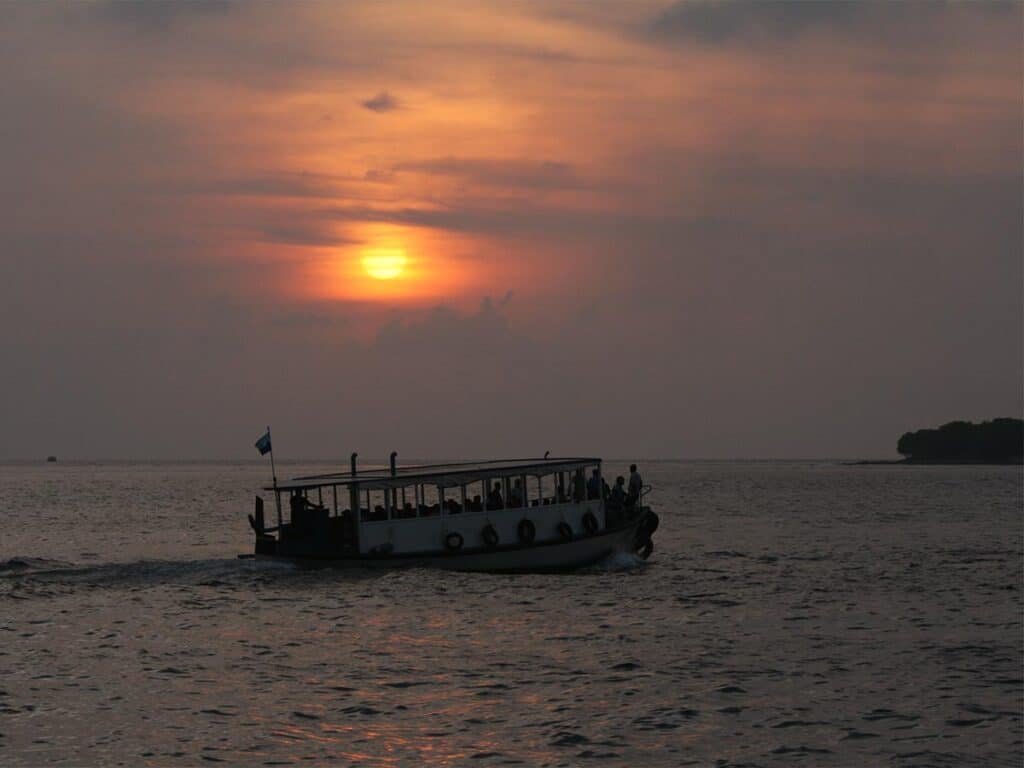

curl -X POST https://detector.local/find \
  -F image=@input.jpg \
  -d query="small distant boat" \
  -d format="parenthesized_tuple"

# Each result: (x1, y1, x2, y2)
(247, 456, 658, 572)
(46, 456, 57, 463)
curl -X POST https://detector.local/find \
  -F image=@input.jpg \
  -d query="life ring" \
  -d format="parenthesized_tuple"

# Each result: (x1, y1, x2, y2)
(517, 519, 536, 544)
(481, 524, 499, 548)
(637, 539, 654, 560)
(444, 531, 464, 552)
(557, 521, 573, 541)
(581, 511, 599, 535)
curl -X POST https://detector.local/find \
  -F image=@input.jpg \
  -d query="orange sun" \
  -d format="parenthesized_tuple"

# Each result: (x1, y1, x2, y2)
(361, 247, 407, 280)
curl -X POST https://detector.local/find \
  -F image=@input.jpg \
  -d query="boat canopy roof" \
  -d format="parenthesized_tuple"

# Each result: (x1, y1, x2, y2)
(267, 457, 601, 492)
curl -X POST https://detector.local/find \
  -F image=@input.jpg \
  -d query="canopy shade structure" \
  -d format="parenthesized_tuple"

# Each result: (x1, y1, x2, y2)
(267, 457, 601, 492)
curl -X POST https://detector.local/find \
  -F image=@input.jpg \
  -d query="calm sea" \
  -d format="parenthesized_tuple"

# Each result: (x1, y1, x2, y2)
(1, 461, 1021, 766)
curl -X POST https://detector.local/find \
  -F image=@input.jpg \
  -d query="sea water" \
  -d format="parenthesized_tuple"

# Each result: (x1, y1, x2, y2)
(1, 461, 1021, 766)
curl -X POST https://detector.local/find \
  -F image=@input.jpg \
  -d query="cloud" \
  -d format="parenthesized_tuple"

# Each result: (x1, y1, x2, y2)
(364, 169, 396, 184)
(174, 171, 360, 200)
(361, 91, 399, 112)
(651, 0, 854, 43)
(394, 157, 580, 190)
(647, 0, 1016, 45)
(252, 221, 359, 248)
(95, 0, 235, 33)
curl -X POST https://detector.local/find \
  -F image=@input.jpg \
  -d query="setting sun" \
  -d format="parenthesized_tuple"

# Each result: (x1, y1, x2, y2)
(301, 223, 477, 305)
(361, 248, 407, 280)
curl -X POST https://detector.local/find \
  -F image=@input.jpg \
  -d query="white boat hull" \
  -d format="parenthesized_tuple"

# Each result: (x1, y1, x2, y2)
(255, 514, 653, 573)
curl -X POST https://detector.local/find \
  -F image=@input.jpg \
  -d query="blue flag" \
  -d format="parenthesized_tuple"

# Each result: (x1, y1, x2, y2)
(255, 431, 272, 456)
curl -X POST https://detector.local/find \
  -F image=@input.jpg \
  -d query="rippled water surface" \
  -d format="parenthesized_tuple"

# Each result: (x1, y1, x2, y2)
(2, 461, 1021, 766)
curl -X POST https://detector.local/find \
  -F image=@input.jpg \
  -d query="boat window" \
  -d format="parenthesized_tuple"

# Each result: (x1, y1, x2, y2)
(485, 476, 506, 511)
(507, 474, 526, 509)
(359, 488, 370, 522)
(465, 480, 485, 512)
(418, 484, 441, 517)
(394, 485, 417, 518)
(570, 468, 586, 502)
(538, 473, 558, 505)
(436, 482, 463, 515)
(362, 488, 389, 522)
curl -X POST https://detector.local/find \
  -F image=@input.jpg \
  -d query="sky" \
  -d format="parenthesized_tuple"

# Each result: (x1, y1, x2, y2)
(1, 1, 1021, 461)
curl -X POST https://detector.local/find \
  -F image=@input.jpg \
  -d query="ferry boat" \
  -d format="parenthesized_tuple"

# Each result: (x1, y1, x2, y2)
(248, 456, 659, 572)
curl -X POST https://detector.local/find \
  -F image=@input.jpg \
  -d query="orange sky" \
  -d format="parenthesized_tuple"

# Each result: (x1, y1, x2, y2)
(63, 1, 1013, 313)
(0, 1, 1020, 458)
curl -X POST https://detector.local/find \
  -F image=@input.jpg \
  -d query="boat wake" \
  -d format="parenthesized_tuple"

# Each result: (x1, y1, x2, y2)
(0, 556, 74, 574)
(0, 555, 401, 598)
(0, 556, 258, 592)
(587, 550, 648, 572)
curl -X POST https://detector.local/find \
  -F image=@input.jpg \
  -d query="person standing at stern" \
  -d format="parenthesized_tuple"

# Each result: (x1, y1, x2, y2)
(627, 463, 643, 507)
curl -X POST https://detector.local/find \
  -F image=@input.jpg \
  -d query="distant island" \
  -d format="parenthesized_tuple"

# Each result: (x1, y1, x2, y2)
(896, 418, 1022, 464)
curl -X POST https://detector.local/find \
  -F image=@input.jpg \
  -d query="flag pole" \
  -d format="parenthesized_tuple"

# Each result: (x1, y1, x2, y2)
(267, 425, 278, 488)
(265, 426, 281, 531)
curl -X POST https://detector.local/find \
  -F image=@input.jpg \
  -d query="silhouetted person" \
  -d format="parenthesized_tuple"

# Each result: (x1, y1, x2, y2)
(290, 491, 311, 524)
(627, 464, 643, 507)
(609, 476, 627, 508)
(557, 475, 570, 503)
(487, 481, 504, 510)
(470, 494, 483, 512)
(572, 470, 585, 502)
(587, 469, 601, 500)
(509, 479, 523, 508)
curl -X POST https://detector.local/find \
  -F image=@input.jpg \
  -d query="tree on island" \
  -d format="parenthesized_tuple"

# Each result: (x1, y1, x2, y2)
(897, 418, 1023, 464)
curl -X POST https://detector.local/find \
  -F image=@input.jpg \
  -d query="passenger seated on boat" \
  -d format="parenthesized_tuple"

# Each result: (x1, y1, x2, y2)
(587, 469, 601, 500)
(399, 501, 416, 518)
(445, 498, 462, 514)
(572, 471, 586, 502)
(508, 480, 523, 508)
(372, 504, 387, 521)
(290, 491, 314, 527)
(486, 482, 504, 510)
(466, 494, 483, 512)
(609, 476, 627, 508)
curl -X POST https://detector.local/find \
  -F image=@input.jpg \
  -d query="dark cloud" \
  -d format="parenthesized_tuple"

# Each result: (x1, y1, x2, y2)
(175, 171, 358, 200)
(362, 91, 399, 112)
(321, 200, 742, 244)
(648, 0, 1017, 44)
(394, 157, 580, 190)
(363, 169, 396, 184)
(252, 222, 359, 248)
(95, 0, 235, 32)
(651, 0, 859, 42)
